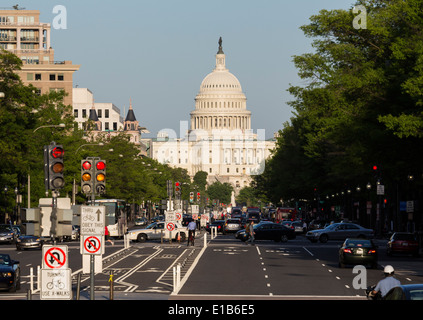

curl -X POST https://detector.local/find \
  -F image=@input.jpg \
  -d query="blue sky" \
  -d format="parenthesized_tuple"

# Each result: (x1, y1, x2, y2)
(13, 0, 356, 138)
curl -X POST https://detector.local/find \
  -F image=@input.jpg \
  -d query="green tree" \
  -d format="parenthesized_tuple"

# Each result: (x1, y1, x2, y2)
(258, 0, 423, 203)
(207, 181, 233, 204)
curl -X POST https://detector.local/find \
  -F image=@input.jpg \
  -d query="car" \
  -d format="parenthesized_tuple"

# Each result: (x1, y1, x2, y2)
(205, 220, 226, 234)
(306, 222, 374, 243)
(282, 221, 304, 234)
(387, 232, 420, 257)
(224, 219, 242, 233)
(338, 238, 378, 269)
(0, 225, 16, 244)
(127, 222, 188, 242)
(0, 254, 20, 292)
(235, 221, 296, 242)
(384, 284, 423, 300)
(16, 235, 43, 251)
(134, 217, 148, 226)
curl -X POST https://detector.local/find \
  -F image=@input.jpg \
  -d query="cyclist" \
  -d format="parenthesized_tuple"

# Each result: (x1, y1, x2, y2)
(187, 220, 196, 246)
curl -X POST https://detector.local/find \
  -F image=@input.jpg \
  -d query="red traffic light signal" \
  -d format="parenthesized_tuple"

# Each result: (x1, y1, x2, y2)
(175, 181, 181, 194)
(44, 144, 65, 190)
(81, 160, 93, 194)
(96, 160, 106, 170)
(373, 165, 378, 171)
(95, 160, 106, 194)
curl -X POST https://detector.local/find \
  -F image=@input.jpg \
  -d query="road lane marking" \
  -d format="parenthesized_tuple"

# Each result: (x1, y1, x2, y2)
(303, 247, 314, 256)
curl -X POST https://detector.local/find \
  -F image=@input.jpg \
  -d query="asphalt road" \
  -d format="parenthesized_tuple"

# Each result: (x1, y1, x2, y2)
(1, 231, 422, 300)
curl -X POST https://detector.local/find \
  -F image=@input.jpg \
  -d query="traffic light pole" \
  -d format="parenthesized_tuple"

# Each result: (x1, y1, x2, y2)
(86, 156, 100, 301)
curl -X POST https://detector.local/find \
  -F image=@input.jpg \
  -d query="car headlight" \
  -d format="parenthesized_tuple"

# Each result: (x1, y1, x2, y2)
(1, 272, 12, 277)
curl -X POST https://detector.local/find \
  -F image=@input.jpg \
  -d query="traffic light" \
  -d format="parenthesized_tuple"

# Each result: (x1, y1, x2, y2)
(81, 159, 93, 194)
(196, 192, 201, 202)
(44, 143, 65, 190)
(95, 159, 106, 194)
(189, 192, 194, 203)
(175, 181, 181, 196)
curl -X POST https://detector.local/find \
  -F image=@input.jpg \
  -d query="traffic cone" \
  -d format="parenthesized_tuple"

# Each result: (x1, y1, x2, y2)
(177, 233, 181, 242)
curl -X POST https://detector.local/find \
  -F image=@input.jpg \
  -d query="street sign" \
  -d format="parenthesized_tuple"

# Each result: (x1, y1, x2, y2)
(83, 235, 102, 255)
(407, 201, 414, 213)
(175, 211, 182, 221)
(377, 184, 385, 195)
(165, 211, 176, 222)
(191, 205, 199, 214)
(43, 245, 68, 269)
(166, 222, 175, 232)
(40, 268, 72, 300)
(80, 205, 105, 235)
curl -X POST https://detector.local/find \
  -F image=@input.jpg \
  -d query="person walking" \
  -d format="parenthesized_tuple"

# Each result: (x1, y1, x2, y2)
(105, 226, 114, 245)
(247, 221, 255, 245)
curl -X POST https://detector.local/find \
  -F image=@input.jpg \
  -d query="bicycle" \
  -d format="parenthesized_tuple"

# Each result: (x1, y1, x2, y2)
(187, 230, 195, 246)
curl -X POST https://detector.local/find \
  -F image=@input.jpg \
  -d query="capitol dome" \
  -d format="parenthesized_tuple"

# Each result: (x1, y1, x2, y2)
(191, 38, 251, 133)
(199, 67, 243, 94)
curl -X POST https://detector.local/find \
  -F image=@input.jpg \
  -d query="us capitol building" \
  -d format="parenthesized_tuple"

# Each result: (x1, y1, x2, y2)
(151, 38, 276, 194)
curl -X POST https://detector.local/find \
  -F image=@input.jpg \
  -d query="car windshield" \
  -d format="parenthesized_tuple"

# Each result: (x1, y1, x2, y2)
(345, 239, 373, 248)
(0, 254, 11, 265)
(146, 223, 158, 229)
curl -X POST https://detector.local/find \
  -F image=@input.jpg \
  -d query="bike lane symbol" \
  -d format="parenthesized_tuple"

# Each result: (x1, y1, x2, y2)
(44, 247, 67, 269)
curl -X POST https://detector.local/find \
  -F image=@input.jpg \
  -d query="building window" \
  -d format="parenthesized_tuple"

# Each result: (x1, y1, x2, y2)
(113, 122, 117, 131)
(58, 74, 64, 81)
(35, 74, 41, 81)
(82, 109, 87, 118)
(97, 109, 102, 118)
(227, 168, 230, 173)
(74, 109, 78, 118)
(27, 73, 33, 81)
(49, 74, 56, 81)
(105, 109, 109, 118)
(209, 168, 212, 173)
(105, 122, 109, 130)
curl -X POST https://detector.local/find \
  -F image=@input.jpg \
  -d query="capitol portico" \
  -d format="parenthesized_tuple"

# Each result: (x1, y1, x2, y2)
(151, 38, 275, 193)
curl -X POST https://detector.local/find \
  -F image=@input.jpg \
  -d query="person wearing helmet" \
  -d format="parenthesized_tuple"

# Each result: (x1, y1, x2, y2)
(372, 265, 401, 298)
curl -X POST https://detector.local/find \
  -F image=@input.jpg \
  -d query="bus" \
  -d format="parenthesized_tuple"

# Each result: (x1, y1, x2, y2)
(93, 199, 131, 237)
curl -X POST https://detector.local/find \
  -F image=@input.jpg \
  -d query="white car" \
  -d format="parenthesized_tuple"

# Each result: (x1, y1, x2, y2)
(127, 222, 189, 243)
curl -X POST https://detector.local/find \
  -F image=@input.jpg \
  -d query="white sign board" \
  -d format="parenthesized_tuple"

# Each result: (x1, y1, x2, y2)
(191, 205, 199, 214)
(40, 268, 72, 300)
(377, 184, 385, 196)
(165, 211, 176, 223)
(200, 214, 209, 227)
(80, 205, 105, 235)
